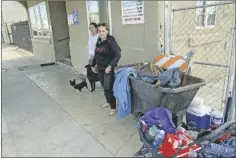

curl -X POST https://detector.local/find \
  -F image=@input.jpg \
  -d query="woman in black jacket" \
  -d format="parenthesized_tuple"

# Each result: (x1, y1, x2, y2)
(91, 23, 121, 116)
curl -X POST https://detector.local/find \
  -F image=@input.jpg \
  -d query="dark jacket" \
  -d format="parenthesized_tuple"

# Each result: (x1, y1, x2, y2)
(91, 35, 121, 70)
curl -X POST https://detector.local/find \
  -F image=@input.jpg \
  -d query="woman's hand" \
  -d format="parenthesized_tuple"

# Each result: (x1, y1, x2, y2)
(105, 65, 112, 74)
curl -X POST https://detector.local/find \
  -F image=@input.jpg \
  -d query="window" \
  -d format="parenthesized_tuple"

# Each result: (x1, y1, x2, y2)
(86, 1, 100, 24)
(29, 2, 50, 37)
(196, 1, 217, 28)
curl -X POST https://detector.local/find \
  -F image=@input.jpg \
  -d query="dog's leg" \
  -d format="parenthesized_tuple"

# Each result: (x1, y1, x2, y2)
(89, 80, 93, 92)
(93, 82, 96, 91)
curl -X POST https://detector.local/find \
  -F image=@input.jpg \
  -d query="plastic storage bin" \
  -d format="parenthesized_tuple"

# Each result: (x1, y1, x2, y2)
(129, 72, 206, 126)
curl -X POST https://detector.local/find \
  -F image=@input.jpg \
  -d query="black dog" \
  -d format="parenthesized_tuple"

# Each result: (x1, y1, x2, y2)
(69, 79, 76, 87)
(74, 78, 88, 92)
(85, 64, 99, 92)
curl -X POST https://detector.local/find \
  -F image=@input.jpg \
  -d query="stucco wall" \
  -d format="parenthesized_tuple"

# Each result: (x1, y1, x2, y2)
(48, 1, 70, 61)
(110, 1, 159, 65)
(27, 0, 56, 62)
(2, 1, 28, 23)
(65, 1, 89, 73)
(65, 1, 160, 73)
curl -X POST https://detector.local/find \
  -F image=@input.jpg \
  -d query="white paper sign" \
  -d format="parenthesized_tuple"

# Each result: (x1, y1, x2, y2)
(121, 1, 144, 25)
(67, 14, 73, 25)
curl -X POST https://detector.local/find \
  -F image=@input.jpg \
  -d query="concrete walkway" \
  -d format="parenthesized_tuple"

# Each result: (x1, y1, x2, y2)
(1, 45, 142, 157)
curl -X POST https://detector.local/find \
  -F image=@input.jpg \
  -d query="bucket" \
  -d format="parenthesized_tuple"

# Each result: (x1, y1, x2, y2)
(211, 111, 224, 126)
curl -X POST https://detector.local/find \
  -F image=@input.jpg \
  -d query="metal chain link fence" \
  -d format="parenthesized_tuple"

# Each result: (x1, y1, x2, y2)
(170, 2, 235, 112)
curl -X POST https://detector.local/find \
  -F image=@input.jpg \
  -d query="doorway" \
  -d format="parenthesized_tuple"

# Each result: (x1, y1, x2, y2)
(86, 1, 112, 34)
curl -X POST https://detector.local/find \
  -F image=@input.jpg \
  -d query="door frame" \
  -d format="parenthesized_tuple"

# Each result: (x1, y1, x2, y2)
(107, 1, 112, 35)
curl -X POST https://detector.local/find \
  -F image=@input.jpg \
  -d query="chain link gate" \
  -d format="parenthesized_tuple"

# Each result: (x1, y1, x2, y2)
(170, 2, 235, 112)
(10, 21, 33, 52)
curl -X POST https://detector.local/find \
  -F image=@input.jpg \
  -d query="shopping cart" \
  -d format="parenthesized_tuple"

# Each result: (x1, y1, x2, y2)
(133, 120, 236, 158)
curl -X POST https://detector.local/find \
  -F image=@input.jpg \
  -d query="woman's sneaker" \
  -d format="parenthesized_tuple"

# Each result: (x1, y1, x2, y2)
(108, 109, 116, 116)
(101, 103, 109, 108)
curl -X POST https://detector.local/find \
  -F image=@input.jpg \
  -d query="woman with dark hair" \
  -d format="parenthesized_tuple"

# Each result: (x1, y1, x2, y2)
(88, 22, 99, 65)
(91, 23, 121, 116)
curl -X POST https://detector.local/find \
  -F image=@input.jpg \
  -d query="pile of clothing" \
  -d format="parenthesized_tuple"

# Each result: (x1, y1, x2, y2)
(199, 138, 236, 157)
(114, 62, 181, 119)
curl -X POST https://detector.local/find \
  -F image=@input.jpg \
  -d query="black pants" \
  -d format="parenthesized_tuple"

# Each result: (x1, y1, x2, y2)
(98, 69, 116, 109)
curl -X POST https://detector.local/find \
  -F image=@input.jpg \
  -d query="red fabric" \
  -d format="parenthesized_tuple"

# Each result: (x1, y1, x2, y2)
(216, 133, 231, 142)
(159, 131, 201, 157)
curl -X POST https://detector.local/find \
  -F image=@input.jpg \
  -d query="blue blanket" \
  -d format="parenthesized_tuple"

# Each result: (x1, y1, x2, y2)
(200, 137, 236, 157)
(114, 67, 135, 119)
(135, 67, 181, 88)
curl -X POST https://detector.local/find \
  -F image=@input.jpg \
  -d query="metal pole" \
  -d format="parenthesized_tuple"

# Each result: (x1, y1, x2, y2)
(173, 1, 234, 12)
(164, 1, 169, 54)
(107, 1, 112, 35)
(170, 6, 174, 54)
(223, 1, 236, 117)
(228, 1, 236, 122)
(228, 76, 235, 121)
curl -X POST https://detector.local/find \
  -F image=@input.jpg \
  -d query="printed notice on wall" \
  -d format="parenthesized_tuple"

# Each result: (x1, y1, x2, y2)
(73, 9, 79, 25)
(67, 9, 79, 25)
(121, 1, 144, 25)
(67, 14, 73, 25)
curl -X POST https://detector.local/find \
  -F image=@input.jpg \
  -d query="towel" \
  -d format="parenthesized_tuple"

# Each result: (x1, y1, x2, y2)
(114, 67, 135, 119)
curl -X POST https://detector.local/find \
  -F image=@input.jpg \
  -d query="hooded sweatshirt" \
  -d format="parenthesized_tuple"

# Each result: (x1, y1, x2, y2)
(91, 35, 121, 70)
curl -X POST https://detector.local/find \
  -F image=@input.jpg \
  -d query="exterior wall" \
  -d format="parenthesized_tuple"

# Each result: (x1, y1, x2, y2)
(110, 1, 159, 65)
(27, 0, 70, 62)
(48, 1, 70, 61)
(65, 1, 160, 73)
(27, 0, 56, 62)
(24, 0, 234, 77)
(65, 1, 89, 73)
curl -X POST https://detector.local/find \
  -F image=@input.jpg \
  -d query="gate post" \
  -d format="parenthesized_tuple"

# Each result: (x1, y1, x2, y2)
(164, 1, 169, 54)
(170, 6, 174, 54)
(223, 1, 236, 117)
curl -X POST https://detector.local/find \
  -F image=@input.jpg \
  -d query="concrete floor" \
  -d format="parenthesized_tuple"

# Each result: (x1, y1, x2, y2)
(1, 45, 142, 157)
